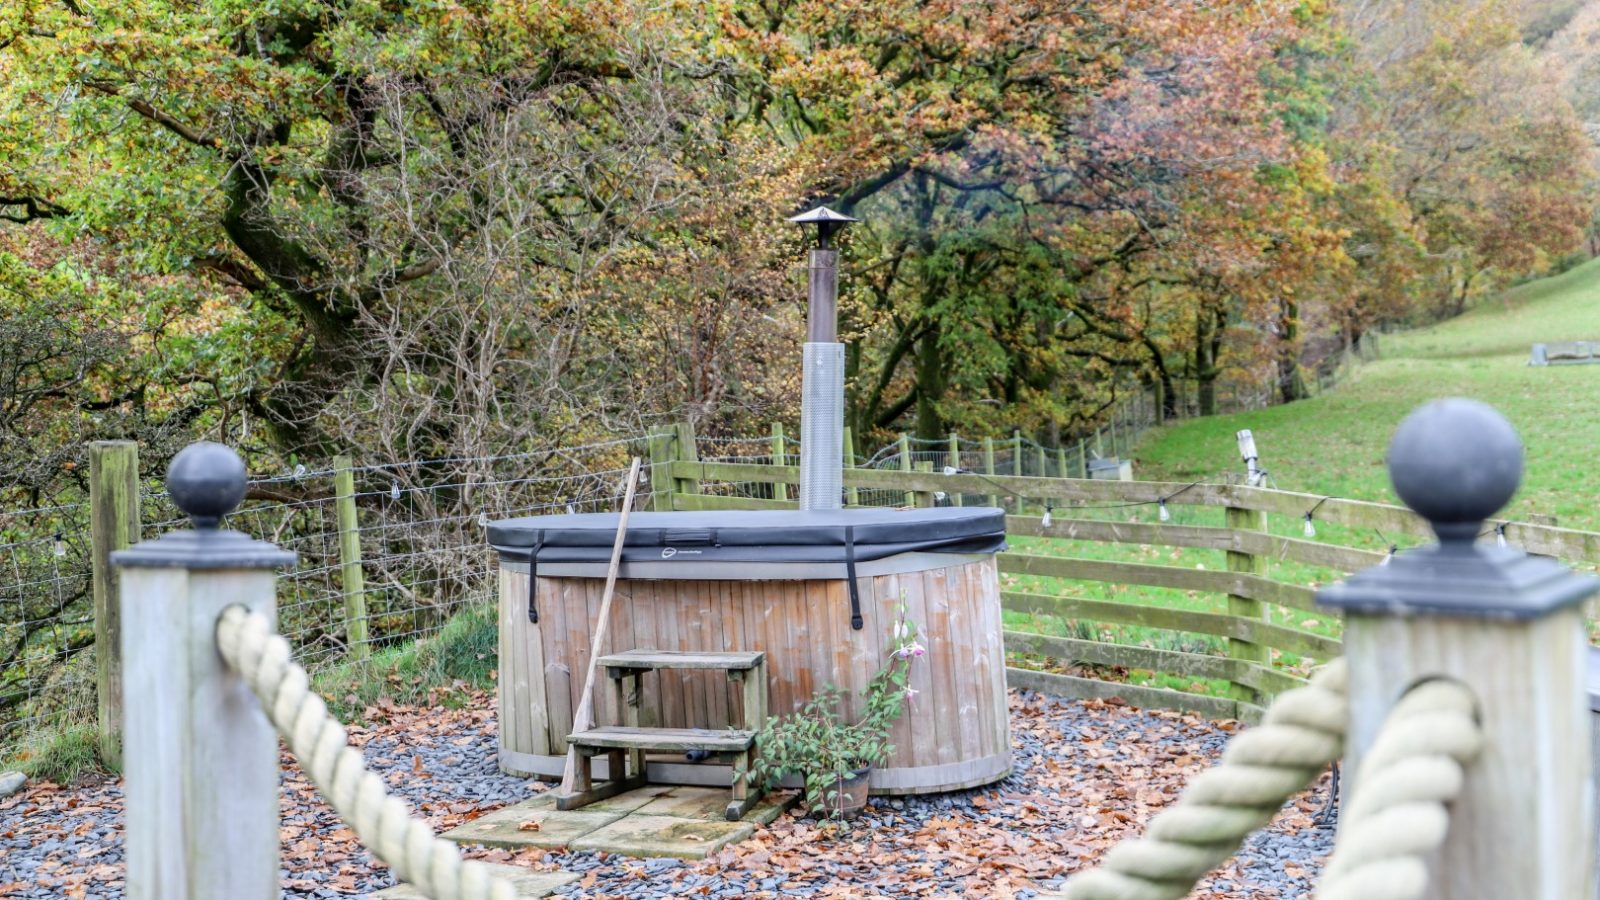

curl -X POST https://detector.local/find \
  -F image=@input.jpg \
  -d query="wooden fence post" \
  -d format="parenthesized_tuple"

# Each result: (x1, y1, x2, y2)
(914, 462, 936, 508)
(898, 433, 914, 507)
(1035, 441, 1047, 484)
(982, 437, 998, 508)
(1056, 445, 1067, 481)
(647, 427, 676, 511)
(673, 422, 701, 497)
(947, 433, 963, 507)
(770, 422, 789, 502)
(1077, 438, 1089, 478)
(332, 455, 369, 663)
(842, 426, 859, 507)
(1012, 430, 1024, 477)
(89, 440, 139, 769)
(1320, 399, 1597, 900)
(114, 443, 293, 900)
(1223, 504, 1268, 704)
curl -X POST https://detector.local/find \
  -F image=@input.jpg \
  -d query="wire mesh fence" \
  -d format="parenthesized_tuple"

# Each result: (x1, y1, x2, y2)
(1, 435, 647, 749)
(0, 501, 95, 753)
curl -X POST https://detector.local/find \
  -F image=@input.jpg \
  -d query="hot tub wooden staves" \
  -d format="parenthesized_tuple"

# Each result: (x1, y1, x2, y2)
(490, 508, 1012, 795)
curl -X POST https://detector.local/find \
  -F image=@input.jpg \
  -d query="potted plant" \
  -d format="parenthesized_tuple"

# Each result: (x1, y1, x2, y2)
(737, 614, 923, 821)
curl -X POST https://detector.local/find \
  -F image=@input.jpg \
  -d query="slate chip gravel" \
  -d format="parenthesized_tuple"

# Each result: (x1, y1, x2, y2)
(0, 688, 1332, 899)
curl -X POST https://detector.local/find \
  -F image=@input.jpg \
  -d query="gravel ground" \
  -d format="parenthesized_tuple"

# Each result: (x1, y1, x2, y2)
(0, 688, 1333, 899)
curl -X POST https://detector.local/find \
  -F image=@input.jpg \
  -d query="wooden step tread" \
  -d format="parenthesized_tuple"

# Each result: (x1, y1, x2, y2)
(566, 726, 756, 752)
(598, 649, 766, 671)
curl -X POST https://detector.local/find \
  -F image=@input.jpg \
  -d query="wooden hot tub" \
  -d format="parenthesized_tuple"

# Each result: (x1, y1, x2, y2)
(488, 507, 1011, 794)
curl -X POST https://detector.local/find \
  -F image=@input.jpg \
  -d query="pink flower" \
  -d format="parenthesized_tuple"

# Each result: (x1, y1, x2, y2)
(894, 641, 926, 659)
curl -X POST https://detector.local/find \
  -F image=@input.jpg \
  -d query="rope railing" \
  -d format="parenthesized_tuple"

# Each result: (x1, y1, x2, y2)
(215, 604, 515, 900)
(1315, 678, 1482, 900)
(1053, 661, 1484, 900)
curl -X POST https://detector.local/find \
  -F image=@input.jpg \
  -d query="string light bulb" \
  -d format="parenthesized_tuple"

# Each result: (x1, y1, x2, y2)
(53, 533, 66, 558)
(1041, 505, 1053, 528)
(1158, 500, 1170, 522)
(478, 510, 490, 527)
(389, 480, 401, 501)
(1381, 543, 1397, 566)
(1303, 513, 1316, 539)
(1496, 523, 1507, 549)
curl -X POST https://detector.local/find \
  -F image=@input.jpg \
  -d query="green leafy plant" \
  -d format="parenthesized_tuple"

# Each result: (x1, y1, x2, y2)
(737, 614, 921, 820)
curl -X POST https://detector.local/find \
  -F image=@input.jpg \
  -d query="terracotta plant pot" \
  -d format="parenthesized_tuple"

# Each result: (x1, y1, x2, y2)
(811, 766, 872, 820)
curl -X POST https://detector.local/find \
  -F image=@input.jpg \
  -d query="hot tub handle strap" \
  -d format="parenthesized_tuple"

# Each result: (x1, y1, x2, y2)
(845, 526, 863, 630)
(527, 531, 544, 623)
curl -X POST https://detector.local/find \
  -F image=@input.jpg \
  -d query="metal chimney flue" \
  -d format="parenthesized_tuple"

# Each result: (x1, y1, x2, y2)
(789, 205, 857, 511)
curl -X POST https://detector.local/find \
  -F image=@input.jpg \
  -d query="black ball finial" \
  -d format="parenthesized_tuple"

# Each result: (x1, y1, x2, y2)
(167, 442, 248, 530)
(1387, 398, 1522, 545)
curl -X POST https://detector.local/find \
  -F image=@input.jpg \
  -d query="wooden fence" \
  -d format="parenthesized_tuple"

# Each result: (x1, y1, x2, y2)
(650, 424, 1600, 722)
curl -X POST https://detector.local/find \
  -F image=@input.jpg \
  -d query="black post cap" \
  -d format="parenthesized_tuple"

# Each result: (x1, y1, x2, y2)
(168, 441, 248, 530)
(1319, 398, 1597, 619)
(111, 441, 296, 571)
(1387, 399, 1523, 545)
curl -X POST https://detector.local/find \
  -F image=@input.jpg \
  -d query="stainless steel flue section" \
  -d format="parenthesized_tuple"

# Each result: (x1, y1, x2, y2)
(789, 205, 856, 511)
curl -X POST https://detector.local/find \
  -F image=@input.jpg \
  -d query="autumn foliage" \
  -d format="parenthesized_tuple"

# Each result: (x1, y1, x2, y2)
(0, 0, 1594, 479)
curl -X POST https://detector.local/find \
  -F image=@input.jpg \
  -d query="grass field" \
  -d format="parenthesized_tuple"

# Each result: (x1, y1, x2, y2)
(1003, 258, 1600, 699)
(1138, 257, 1600, 530)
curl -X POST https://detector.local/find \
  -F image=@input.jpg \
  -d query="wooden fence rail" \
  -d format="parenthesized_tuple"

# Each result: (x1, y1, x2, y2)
(665, 450, 1600, 723)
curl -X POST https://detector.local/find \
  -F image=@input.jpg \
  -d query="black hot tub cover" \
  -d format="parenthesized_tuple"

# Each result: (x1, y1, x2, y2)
(487, 507, 1006, 564)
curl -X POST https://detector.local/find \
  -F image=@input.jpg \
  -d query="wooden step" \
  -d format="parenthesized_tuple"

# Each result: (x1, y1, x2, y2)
(598, 649, 766, 674)
(566, 725, 755, 753)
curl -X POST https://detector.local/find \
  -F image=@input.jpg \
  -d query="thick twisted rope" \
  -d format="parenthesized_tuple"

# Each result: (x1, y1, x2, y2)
(1055, 659, 1350, 900)
(1315, 678, 1482, 900)
(216, 605, 515, 900)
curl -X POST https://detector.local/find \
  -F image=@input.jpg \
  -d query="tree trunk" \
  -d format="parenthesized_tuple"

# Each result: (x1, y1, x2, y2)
(1277, 298, 1307, 404)
(913, 320, 947, 440)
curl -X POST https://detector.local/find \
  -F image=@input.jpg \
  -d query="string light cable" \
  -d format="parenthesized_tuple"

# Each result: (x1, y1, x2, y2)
(1302, 496, 1331, 538)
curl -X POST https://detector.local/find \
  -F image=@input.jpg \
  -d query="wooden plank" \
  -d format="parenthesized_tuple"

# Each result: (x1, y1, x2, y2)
(673, 460, 1430, 542)
(1224, 505, 1267, 703)
(901, 570, 939, 768)
(973, 559, 1010, 760)
(1001, 591, 1343, 659)
(983, 438, 998, 508)
(567, 726, 755, 752)
(997, 553, 1320, 613)
(672, 493, 796, 511)
(628, 580, 661, 728)
(673, 422, 701, 496)
(646, 428, 677, 512)
(121, 567, 280, 900)
(544, 580, 577, 754)
(1006, 515, 1385, 574)
(90, 439, 139, 769)
(936, 564, 975, 763)
(1002, 630, 1246, 683)
(1005, 666, 1242, 722)
(843, 426, 861, 507)
(1342, 608, 1593, 898)
(672, 458, 1600, 566)
(948, 434, 963, 507)
(771, 423, 789, 502)
(898, 433, 914, 506)
(332, 455, 369, 663)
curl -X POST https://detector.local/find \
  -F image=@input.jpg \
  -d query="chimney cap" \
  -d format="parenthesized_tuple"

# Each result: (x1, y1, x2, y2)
(789, 205, 858, 249)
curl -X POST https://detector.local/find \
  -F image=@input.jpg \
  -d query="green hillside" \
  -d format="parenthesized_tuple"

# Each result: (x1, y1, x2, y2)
(1137, 258, 1600, 530)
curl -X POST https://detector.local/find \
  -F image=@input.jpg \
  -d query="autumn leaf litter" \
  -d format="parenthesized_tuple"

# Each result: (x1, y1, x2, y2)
(0, 687, 1333, 899)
